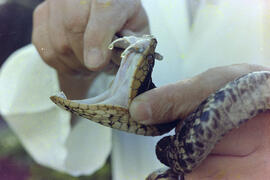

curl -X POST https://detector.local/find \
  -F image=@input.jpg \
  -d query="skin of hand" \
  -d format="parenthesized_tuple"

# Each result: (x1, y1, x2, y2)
(32, 0, 149, 99)
(130, 63, 270, 180)
(32, 0, 149, 74)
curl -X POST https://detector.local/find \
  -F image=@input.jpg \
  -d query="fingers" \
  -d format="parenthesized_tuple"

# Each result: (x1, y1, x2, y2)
(63, 0, 91, 62)
(33, 0, 149, 74)
(47, 0, 90, 75)
(120, 2, 150, 36)
(83, 0, 126, 70)
(32, 2, 71, 73)
(32, 1, 90, 75)
(129, 63, 270, 125)
(83, 0, 147, 70)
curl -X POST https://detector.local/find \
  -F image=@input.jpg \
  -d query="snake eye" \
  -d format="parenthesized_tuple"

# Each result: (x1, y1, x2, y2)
(151, 39, 157, 49)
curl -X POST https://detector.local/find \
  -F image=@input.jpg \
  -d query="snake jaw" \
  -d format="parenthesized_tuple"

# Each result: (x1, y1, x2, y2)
(50, 35, 176, 136)
(55, 91, 67, 99)
(53, 36, 154, 107)
(108, 36, 138, 50)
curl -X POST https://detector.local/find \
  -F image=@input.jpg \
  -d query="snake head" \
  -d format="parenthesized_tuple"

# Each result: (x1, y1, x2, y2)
(50, 35, 176, 136)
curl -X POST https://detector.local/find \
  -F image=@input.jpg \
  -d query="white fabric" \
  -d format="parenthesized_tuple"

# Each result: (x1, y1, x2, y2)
(147, 0, 270, 82)
(142, 0, 190, 86)
(0, 45, 112, 176)
(181, 0, 270, 78)
(1, 0, 270, 179)
(111, 131, 164, 180)
(112, 0, 270, 179)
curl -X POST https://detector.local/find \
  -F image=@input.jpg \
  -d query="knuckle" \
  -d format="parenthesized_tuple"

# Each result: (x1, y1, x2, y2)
(41, 51, 56, 66)
(44, 60, 58, 70)
(243, 63, 262, 71)
(202, 66, 219, 76)
(33, 2, 46, 20)
(31, 34, 56, 64)
(231, 63, 256, 73)
(238, 63, 250, 69)
(233, 63, 253, 70)
(33, 4, 42, 17)
(33, 45, 56, 67)
(54, 42, 73, 57)
(64, 16, 87, 34)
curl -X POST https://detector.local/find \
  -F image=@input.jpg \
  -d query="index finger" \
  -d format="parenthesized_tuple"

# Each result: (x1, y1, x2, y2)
(83, 0, 140, 71)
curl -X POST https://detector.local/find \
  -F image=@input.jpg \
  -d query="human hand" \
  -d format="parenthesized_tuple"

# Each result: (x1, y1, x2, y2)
(32, 0, 149, 75)
(130, 63, 270, 179)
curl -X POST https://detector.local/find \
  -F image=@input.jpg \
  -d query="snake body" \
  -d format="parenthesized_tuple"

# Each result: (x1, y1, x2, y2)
(50, 36, 270, 179)
(149, 71, 270, 179)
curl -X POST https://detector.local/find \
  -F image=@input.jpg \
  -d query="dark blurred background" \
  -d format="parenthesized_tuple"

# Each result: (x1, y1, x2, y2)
(0, 1, 112, 179)
(0, 0, 43, 66)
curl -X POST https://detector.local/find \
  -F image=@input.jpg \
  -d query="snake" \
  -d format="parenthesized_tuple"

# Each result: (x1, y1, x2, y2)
(50, 35, 270, 179)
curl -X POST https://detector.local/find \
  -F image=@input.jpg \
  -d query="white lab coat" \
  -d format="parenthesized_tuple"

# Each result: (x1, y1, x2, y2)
(0, 0, 269, 179)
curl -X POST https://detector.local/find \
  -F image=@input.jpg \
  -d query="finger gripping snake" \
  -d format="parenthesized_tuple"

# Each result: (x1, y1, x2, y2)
(148, 71, 270, 179)
(50, 35, 270, 179)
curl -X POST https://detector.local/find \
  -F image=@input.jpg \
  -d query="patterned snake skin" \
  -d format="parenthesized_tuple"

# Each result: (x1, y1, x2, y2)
(50, 35, 177, 136)
(147, 71, 270, 179)
(50, 35, 270, 179)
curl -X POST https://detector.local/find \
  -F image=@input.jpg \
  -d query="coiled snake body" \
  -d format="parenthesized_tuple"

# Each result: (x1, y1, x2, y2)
(50, 35, 270, 179)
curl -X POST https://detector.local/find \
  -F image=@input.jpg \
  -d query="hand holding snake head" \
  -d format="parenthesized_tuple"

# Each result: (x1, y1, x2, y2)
(32, 0, 149, 75)
(50, 35, 270, 179)
(33, 0, 270, 178)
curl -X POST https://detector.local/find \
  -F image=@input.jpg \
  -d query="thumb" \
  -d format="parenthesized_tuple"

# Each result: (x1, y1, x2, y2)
(130, 63, 270, 125)
(129, 81, 199, 125)
(83, 1, 118, 71)
(83, 0, 137, 71)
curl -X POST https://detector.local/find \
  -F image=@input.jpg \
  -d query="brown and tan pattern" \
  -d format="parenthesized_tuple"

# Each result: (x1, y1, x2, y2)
(148, 71, 270, 179)
(50, 35, 270, 180)
(50, 35, 176, 136)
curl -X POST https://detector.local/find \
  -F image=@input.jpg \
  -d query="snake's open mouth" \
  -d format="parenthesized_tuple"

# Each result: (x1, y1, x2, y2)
(51, 36, 270, 178)
(50, 35, 175, 136)
(52, 35, 161, 109)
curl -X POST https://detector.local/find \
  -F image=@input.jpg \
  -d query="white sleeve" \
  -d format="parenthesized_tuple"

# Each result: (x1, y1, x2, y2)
(143, 0, 270, 83)
(0, 44, 112, 176)
(180, 0, 270, 77)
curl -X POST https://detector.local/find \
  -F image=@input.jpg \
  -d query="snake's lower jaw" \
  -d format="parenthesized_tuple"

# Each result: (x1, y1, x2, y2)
(50, 35, 177, 136)
(50, 93, 176, 136)
(50, 36, 270, 179)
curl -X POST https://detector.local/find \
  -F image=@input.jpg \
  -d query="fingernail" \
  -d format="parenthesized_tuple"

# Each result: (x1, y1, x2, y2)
(130, 100, 152, 124)
(85, 48, 103, 69)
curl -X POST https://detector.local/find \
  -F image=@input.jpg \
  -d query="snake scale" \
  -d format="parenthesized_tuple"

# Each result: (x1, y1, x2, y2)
(50, 35, 270, 179)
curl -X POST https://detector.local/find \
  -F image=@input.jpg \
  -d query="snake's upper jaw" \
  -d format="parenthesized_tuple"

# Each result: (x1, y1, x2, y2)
(50, 92, 69, 109)
(108, 36, 139, 50)
(55, 36, 158, 107)
(50, 35, 177, 136)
